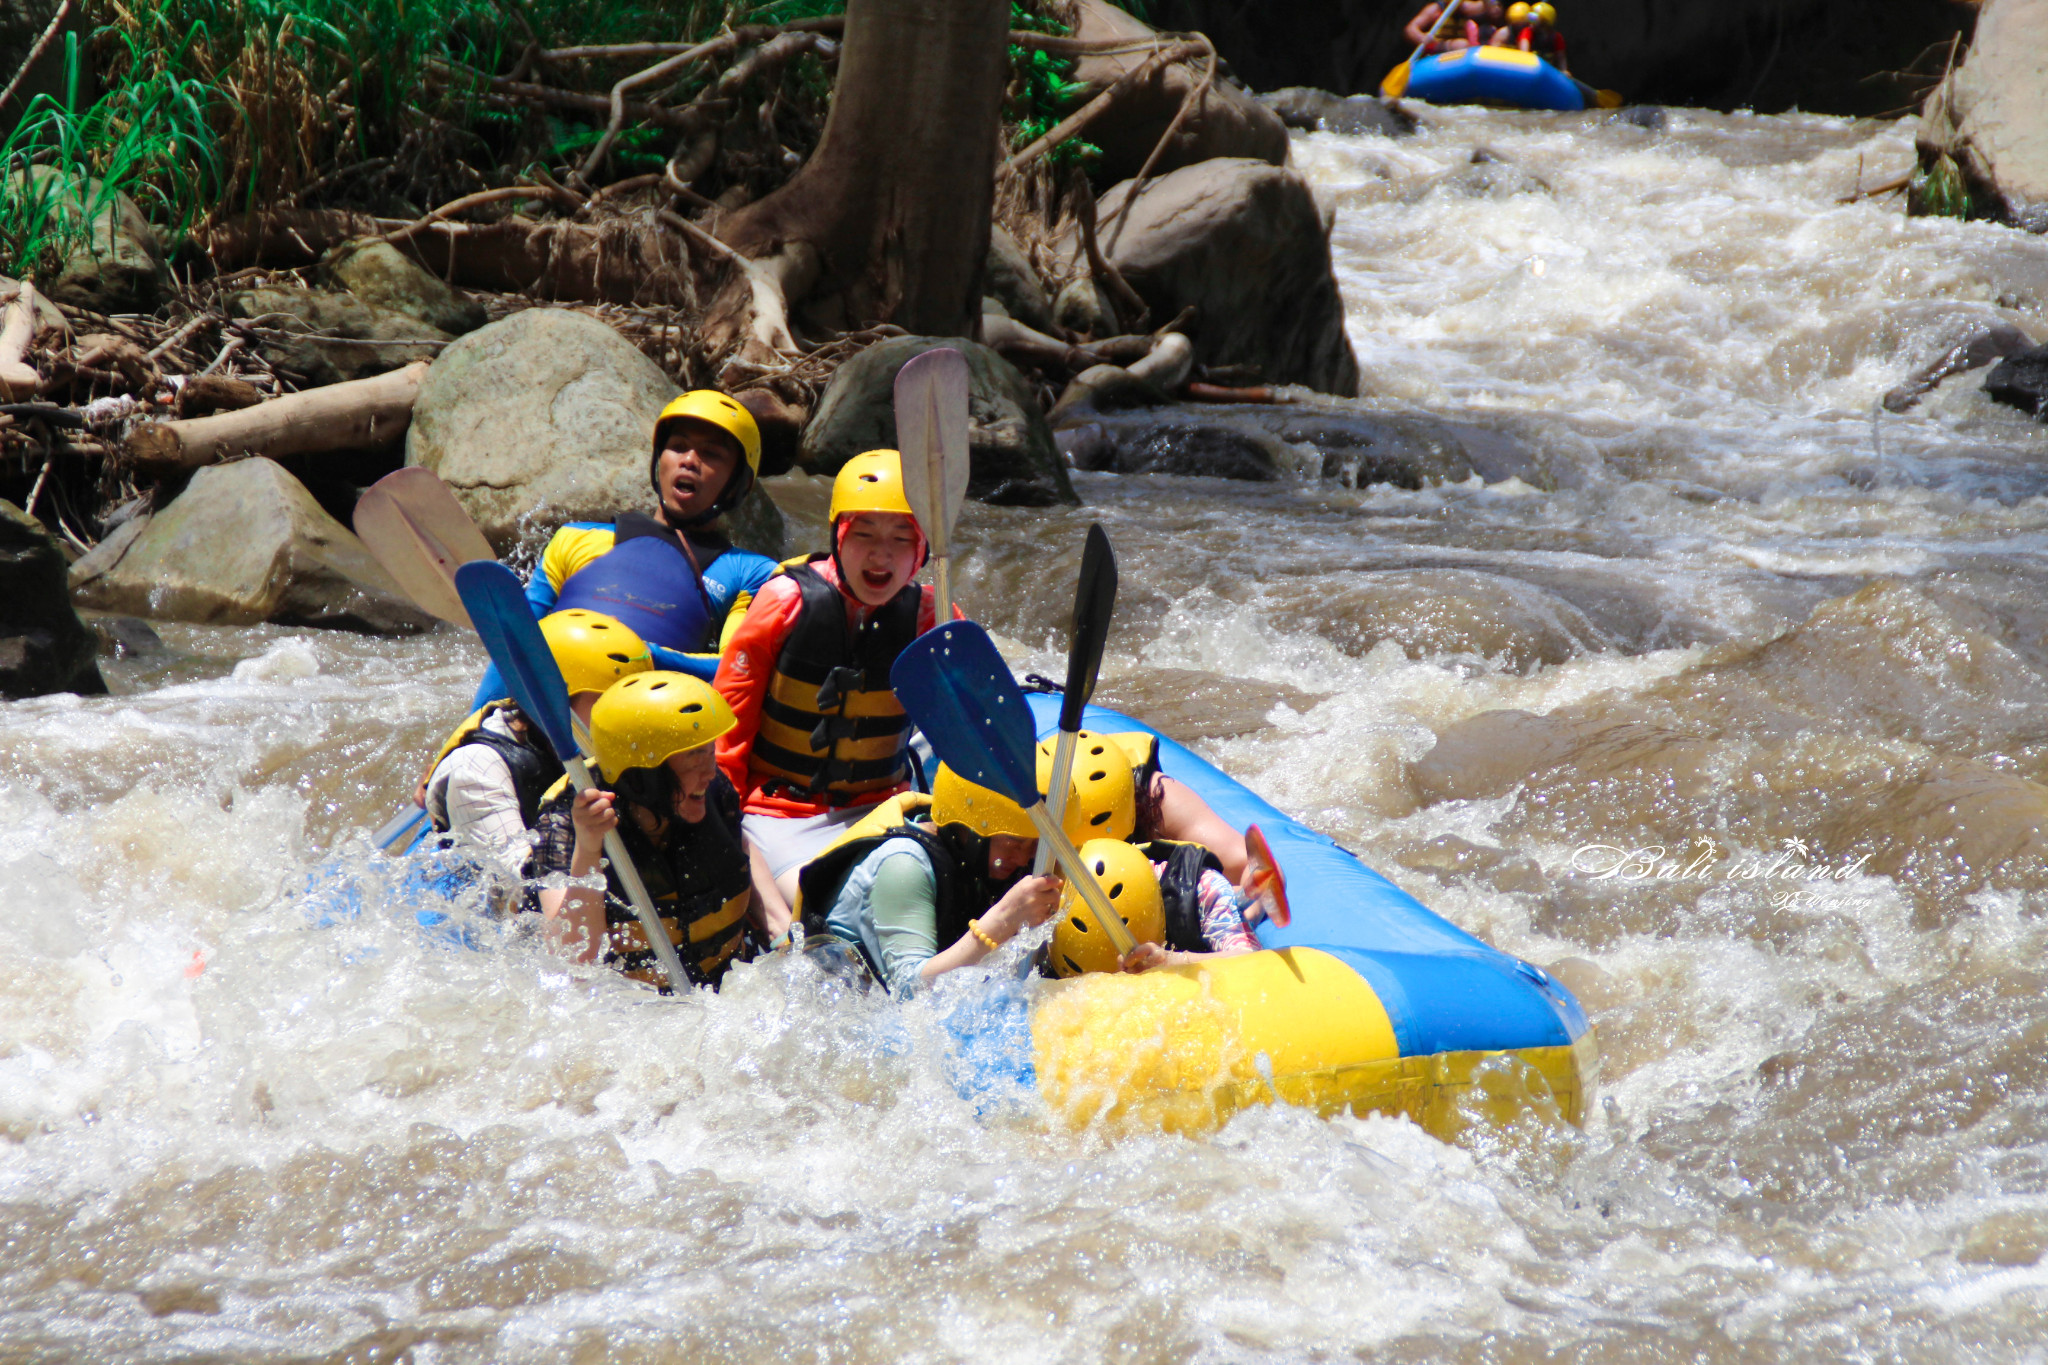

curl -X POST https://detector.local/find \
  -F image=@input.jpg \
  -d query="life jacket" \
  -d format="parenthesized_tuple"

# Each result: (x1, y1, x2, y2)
(1514, 23, 1563, 58)
(1142, 838, 1226, 952)
(553, 511, 728, 653)
(795, 810, 985, 991)
(750, 556, 921, 805)
(425, 701, 562, 832)
(538, 772, 752, 989)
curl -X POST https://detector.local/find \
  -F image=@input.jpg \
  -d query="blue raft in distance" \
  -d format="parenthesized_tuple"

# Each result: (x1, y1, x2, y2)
(1405, 45, 1584, 112)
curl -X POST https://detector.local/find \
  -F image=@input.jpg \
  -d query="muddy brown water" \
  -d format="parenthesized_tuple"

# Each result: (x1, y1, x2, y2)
(6, 107, 2048, 1361)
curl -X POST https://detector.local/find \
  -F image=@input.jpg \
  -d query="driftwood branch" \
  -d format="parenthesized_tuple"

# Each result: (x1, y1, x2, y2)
(1, 283, 42, 400)
(0, 0, 71, 118)
(126, 361, 427, 470)
(1104, 34, 1219, 254)
(380, 184, 586, 244)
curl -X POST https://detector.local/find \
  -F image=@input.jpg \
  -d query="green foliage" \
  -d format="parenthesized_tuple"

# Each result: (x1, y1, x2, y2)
(1007, 0, 1096, 168)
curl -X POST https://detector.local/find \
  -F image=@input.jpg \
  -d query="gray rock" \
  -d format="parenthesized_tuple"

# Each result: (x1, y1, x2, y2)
(11, 167, 168, 314)
(800, 336, 1076, 507)
(1917, 0, 2048, 229)
(66, 459, 433, 633)
(0, 500, 106, 698)
(1257, 87, 1415, 137)
(1612, 105, 1669, 132)
(1053, 402, 1544, 489)
(1886, 323, 2035, 412)
(405, 308, 785, 554)
(984, 226, 1055, 334)
(226, 285, 451, 387)
(90, 615, 166, 659)
(1091, 159, 1361, 396)
(1066, 0, 1289, 182)
(319, 239, 489, 336)
(1404, 150, 1553, 203)
(1984, 343, 2048, 415)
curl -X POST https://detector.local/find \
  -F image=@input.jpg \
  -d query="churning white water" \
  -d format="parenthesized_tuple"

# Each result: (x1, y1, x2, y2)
(8, 106, 2048, 1361)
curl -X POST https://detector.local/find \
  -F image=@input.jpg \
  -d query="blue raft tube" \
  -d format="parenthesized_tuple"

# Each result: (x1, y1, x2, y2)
(996, 693, 1597, 1138)
(1389, 45, 1585, 113)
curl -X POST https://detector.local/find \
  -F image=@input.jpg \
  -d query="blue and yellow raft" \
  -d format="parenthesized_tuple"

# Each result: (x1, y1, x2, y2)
(1011, 694, 1596, 1137)
(1387, 45, 1584, 113)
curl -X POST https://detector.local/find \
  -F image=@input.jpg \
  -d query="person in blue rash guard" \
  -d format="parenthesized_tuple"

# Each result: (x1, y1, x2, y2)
(470, 390, 779, 707)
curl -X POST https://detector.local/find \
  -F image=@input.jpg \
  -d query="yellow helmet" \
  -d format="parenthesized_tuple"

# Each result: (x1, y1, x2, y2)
(1532, 2, 1555, 23)
(1049, 839, 1165, 977)
(653, 390, 762, 475)
(1035, 731, 1136, 842)
(1506, 2, 1531, 21)
(539, 610, 652, 699)
(930, 764, 1086, 843)
(829, 449, 916, 523)
(589, 671, 737, 779)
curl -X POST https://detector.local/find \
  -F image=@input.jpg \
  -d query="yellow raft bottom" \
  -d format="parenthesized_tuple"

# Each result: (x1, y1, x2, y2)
(1031, 947, 1598, 1141)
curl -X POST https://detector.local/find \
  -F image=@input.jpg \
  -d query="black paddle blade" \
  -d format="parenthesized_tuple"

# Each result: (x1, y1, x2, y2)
(1058, 524, 1117, 732)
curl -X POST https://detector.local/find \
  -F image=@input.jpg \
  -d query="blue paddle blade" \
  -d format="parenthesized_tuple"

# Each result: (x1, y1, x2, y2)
(454, 561, 578, 761)
(889, 621, 1038, 805)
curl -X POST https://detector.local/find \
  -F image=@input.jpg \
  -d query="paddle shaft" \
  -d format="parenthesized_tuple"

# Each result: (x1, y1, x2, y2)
(933, 556, 954, 631)
(1030, 803, 1136, 957)
(1406, 0, 1463, 69)
(1031, 729, 1079, 877)
(558, 752, 692, 990)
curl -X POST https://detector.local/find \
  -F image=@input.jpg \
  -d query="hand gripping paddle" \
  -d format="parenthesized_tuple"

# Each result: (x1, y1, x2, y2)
(891, 621, 1135, 957)
(894, 347, 971, 624)
(456, 560, 691, 992)
(1033, 524, 1117, 876)
(353, 467, 498, 629)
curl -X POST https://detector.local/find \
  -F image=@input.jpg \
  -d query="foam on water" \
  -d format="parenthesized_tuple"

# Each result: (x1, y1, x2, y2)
(10, 105, 2048, 1361)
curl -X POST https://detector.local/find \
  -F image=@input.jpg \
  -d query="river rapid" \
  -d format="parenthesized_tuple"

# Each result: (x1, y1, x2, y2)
(7, 107, 2048, 1362)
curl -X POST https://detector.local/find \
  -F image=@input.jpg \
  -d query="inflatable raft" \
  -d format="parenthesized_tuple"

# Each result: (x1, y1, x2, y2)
(1010, 693, 1596, 1138)
(1386, 45, 1584, 112)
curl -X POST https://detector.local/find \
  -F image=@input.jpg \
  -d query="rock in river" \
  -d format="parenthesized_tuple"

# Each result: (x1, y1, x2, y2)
(67, 458, 433, 634)
(406, 308, 786, 553)
(800, 336, 1076, 507)
(0, 500, 106, 699)
(1091, 159, 1360, 396)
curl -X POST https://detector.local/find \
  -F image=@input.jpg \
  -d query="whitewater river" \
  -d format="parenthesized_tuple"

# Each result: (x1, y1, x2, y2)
(8, 106, 2048, 1361)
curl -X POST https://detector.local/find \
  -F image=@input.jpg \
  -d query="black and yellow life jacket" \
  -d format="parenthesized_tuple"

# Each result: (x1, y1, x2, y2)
(751, 556, 922, 805)
(795, 810, 990, 992)
(425, 701, 562, 832)
(537, 772, 752, 989)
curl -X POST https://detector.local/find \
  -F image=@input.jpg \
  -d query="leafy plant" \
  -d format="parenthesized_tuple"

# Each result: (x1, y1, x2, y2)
(1007, 0, 1095, 167)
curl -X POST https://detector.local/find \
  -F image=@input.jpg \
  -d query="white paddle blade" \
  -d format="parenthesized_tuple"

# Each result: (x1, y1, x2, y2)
(892, 347, 971, 556)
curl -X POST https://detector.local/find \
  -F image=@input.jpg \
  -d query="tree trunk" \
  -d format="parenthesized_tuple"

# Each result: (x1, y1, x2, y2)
(709, 0, 1010, 362)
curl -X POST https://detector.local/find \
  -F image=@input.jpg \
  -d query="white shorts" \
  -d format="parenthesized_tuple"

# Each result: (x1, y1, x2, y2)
(745, 807, 871, 879)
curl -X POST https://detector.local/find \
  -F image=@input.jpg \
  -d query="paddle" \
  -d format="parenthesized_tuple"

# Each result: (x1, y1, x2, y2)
(891, 621, 1136, 957)
(894, 347, 971, 625)
(1242, 824, 1292, 930)
(1381, 0, 1462, 98)
(455, 559, 691, 992)
(1031, 524, 1118, 877)
(353, 467, 497, 629)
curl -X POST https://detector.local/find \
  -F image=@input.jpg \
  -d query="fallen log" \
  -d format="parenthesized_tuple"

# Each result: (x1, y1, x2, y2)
(126, 361, 428, 471)
(1, 282, 41, 400)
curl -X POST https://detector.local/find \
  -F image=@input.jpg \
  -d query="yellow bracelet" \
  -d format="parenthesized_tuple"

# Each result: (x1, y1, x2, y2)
(967, 918, 1001, 952)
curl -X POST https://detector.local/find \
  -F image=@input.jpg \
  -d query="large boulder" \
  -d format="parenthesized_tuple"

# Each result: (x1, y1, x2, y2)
(799, 337, 1076, 507)
(405, 308, 786, 555)
(66, 459, 432, 634)
(0, 500, 106, 698)
(10, 167, 169, 314)
(985, 226, 1056, 335)
(1065, 0, 1289, 183)
(1257, 87, 1414, 138)
(1916, 0, 2048, 229)
(225, 285, 450, 387)
(1089, 159, 1360, 396)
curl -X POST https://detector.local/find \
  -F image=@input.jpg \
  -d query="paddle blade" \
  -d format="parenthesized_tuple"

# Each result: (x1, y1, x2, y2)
(1596, 88, 1624, 110)
(893, 347, 971, 555)
(1381, 60, 1410, 98)
(353, 468, 496, 628)
(889, 620, 1037, 805)
(1058, 524, 1117, 730)
(1244, 824, 1292, 929)
(455, 560, 577, 762)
